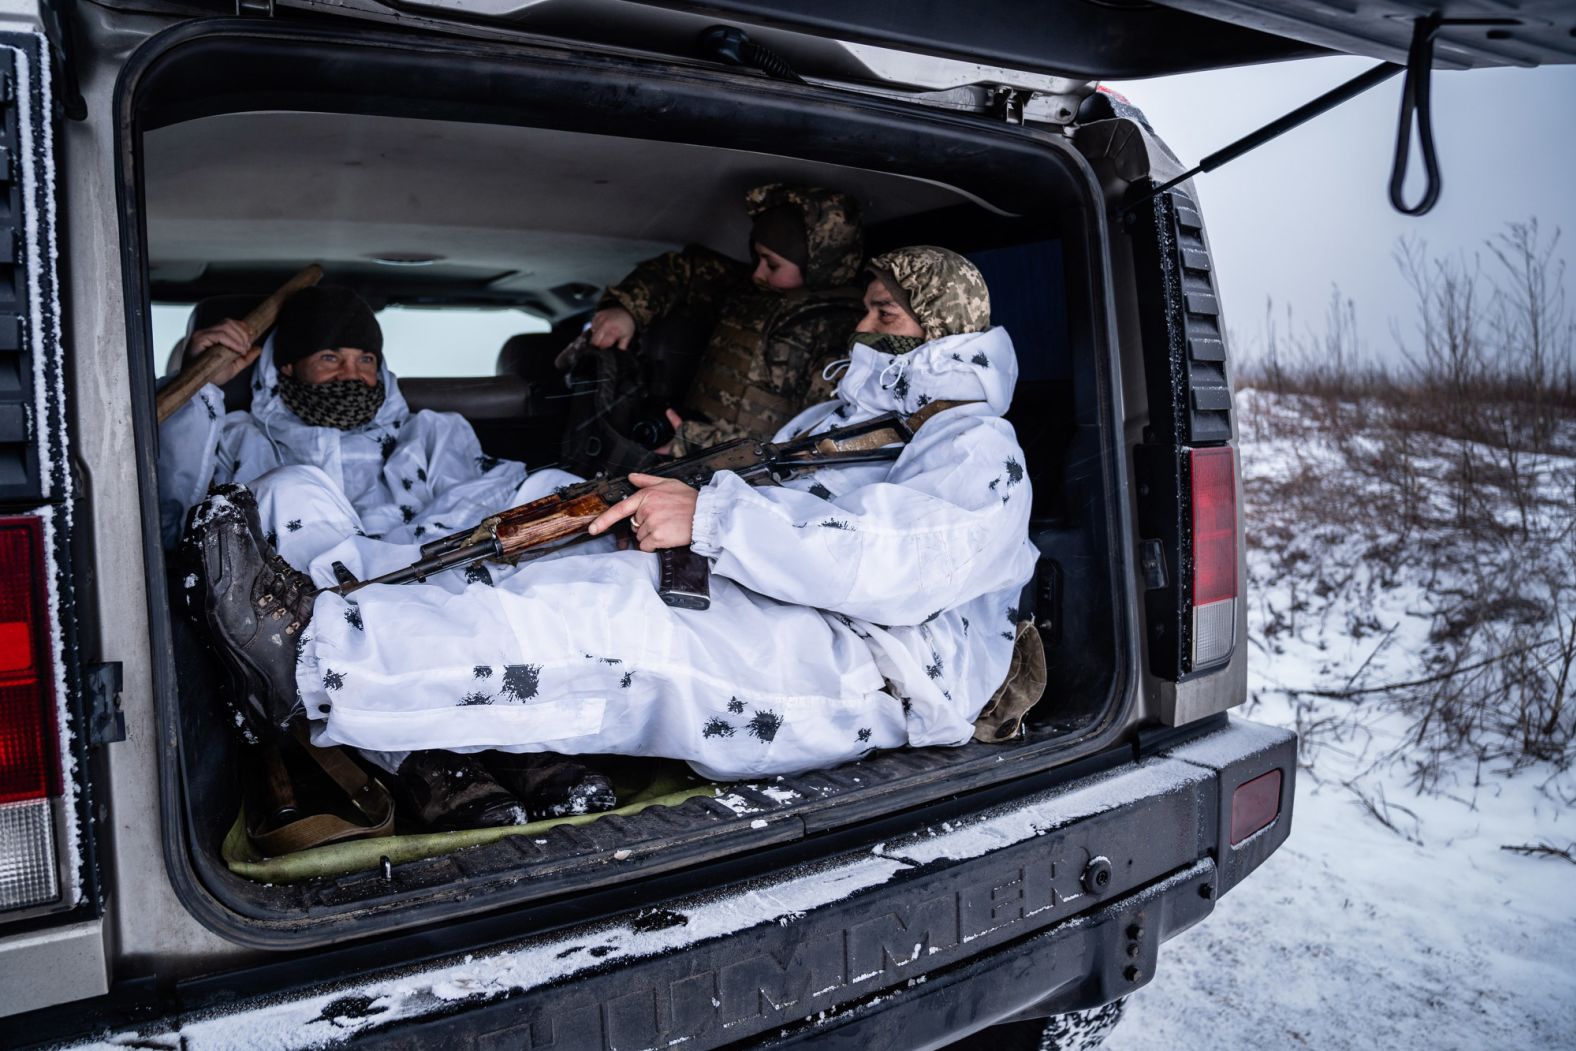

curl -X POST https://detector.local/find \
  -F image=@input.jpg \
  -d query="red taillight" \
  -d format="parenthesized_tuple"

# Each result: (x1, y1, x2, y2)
(1189, 447, 1237, 668)
(1230, 769, 1282, 846)
(1190, 447, 1236, 605)
(0, 518, 59, 805)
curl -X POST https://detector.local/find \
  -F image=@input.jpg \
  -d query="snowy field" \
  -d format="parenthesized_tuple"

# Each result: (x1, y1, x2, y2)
(1107, 389, 1576, 1051)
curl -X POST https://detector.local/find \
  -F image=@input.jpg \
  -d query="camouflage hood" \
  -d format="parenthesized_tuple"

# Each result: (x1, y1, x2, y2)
(745, 183, 864, 289)
(865, 246, 991, 342)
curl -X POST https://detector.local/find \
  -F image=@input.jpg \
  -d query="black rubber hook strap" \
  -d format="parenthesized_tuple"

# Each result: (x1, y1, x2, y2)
(1390, 13, 1521, 216)
(1389, 13, 1445, 216)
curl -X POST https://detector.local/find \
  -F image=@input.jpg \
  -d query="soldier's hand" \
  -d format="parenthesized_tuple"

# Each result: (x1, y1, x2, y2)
(589, 307, 637, 351)
(653, 409, 685, 456)
(187, 319, 261, 386)
(588, 473, 699, 551)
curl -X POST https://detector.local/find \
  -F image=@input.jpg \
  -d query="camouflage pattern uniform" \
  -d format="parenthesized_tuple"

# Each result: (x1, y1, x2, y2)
(599, 184, 865, 455)
(864, 246, 992, 341)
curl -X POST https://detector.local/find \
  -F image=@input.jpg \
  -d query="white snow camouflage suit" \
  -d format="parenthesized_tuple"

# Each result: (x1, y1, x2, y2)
(297, 326, 1038, 781)
(157, 342, 577, 584)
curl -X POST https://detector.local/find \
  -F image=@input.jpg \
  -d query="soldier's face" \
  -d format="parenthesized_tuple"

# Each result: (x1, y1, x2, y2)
(751, 243, 805, 291)
(856, 279, 925, 338)
(281, 347, 381, 387)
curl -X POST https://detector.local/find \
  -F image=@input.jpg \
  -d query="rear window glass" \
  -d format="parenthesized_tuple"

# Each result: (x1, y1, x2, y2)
(151, 304, 551, 379)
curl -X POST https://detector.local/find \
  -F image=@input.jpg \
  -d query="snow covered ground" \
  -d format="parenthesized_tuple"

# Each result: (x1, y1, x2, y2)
(1107, 389, 1576, 1051)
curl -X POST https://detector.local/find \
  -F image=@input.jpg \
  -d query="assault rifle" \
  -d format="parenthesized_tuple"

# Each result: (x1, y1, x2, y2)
(324, 402, 968, 609)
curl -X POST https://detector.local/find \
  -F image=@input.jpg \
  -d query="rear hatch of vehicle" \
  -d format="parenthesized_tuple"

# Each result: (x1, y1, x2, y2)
(111, 14, 1144, 947)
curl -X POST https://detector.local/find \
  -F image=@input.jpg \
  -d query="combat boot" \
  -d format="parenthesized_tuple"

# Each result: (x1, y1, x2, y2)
(393, 751, 530, 831)
(185, 484, 315, 742)
(483, 751, 618, 819)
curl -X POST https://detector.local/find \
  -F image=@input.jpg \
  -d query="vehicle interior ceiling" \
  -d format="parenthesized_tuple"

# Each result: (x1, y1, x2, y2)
(141, 109, 1119, 906)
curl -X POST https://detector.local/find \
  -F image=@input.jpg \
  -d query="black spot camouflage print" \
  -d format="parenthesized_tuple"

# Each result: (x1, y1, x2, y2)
(416, 468, 427, 483)
(399, 505, 415, 523)
(464, 564, 493, 586)
(727, 697, 746, 714)
(473, 665, 493, 679)
(857, 727, 872, 743)
(286, 519, 302, 532)
(702, 717, 735, 739)
(323, 669, 345, 691)
(458, 692, 493, 706)
(343, 604, 363, 631)
(401, 478, 413, 491)
(620, 671, 634, 689)
(971, 351, 991, 367)
(379, 435, 397, 461)
(414, 526, 426, 539)
(819, 519, 852, 530)
(747, 709, 783, 743)
(501, 663, 541, 701)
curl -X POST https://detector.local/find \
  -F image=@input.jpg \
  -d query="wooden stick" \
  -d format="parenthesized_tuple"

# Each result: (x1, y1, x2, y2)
(155, 264, 325, 423)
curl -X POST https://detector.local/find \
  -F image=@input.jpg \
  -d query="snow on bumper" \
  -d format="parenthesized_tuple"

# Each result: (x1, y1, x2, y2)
(74, 729, 1291, 1051)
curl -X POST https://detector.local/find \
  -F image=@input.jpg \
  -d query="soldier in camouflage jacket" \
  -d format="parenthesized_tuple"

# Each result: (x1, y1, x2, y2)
(590, 184, 865, 455)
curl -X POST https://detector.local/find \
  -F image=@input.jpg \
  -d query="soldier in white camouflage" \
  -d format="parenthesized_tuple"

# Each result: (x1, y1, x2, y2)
(589, 183, 865, 455)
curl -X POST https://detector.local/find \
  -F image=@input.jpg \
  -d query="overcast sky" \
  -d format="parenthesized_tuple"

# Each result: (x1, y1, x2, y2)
(1105, 58, 1576, 368)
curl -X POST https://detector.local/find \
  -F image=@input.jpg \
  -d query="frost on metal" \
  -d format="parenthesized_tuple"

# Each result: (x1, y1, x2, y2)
(74, 760, 1207, 1049)
(11, 35, 83, 909)
(14, 37, 68, 506)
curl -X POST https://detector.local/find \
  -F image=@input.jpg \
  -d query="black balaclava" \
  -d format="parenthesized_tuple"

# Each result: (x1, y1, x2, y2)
(274, 286, 384, 370)
(273, 286, 387, 430)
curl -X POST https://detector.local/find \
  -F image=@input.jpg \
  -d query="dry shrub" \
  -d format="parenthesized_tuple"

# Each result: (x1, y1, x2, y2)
(1237, 220, 1576, 771)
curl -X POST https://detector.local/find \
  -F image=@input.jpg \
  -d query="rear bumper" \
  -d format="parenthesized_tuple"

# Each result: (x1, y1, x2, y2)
(35, 718, 1294, 1050)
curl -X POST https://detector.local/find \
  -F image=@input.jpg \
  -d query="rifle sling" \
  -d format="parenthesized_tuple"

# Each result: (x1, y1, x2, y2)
(246, 725, 395, 857)
(812, 399, 981, 454)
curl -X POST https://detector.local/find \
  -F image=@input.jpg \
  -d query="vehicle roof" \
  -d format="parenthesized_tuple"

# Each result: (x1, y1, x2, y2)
(144, 112, 988, 316)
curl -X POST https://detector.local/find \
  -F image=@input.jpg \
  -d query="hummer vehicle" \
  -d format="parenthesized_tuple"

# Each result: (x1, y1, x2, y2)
(1, 1, 1567, 1046)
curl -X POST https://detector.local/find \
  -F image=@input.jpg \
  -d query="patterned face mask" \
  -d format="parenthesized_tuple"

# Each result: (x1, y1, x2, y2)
(847, 331, 926, 357)
(279, 375, 387, 430)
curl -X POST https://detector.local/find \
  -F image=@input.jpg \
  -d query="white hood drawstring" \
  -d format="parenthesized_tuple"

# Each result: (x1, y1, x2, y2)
(878, 357, 908, 393)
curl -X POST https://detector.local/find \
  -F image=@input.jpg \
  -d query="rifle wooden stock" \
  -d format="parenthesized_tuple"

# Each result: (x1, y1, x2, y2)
(155, 264, 325, 423)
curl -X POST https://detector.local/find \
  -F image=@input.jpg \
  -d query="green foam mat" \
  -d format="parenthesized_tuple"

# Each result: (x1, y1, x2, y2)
(222, 763, 717, 884)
